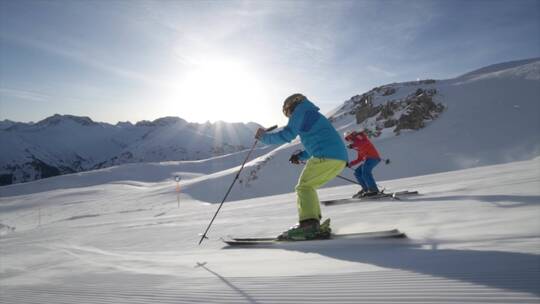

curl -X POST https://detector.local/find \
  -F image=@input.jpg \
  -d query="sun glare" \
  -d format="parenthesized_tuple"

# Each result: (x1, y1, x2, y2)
(175, 57, 267, 123)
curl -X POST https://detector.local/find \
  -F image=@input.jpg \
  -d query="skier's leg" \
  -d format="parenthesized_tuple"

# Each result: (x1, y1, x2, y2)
(362, 158, 381, 192)
(296, 158, 346, 221)
(354, 164, 369, 191)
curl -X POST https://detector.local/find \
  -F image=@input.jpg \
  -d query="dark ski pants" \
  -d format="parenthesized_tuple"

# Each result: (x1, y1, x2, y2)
(354, 158, 380, 192)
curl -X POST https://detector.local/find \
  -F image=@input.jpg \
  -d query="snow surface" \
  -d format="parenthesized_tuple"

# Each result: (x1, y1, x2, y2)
(1, 157, 539, 303)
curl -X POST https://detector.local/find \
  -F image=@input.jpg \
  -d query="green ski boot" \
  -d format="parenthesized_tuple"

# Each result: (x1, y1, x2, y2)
(319, 218, 331, 238)
(277, 218, 332, 241)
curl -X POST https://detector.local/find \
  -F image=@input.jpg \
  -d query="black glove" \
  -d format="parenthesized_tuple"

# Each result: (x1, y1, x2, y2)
(289, 153, 301, 165)
(255, 128, 266, 140)
(347, 144, 354, 149)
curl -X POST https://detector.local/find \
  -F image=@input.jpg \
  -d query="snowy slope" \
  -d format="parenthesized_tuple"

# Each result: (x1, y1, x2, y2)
(0, 145, 276, 197)
(0, 115, 262, 185)
(1, 157, 539, 303)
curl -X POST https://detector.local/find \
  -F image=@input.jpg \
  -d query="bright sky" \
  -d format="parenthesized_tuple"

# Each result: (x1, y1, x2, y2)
(1, 0, 539, 127)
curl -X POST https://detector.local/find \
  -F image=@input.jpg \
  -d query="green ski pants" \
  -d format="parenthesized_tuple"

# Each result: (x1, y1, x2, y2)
(295, 157, 346, 221)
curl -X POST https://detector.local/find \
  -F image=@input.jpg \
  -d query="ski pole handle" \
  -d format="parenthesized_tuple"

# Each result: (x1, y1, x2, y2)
(255, 125, 278, 140)
(265, 125, 278, 132)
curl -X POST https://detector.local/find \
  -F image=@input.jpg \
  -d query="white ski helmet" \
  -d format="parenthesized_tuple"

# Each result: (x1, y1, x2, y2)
(344, 130, 357, 141)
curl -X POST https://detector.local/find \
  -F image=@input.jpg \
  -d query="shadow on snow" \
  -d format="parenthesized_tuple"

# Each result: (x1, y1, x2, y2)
(225, 238, 540, 296)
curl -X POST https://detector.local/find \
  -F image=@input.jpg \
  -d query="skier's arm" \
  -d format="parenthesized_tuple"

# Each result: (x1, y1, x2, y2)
(348, 139, 367, 167)
(349, 154, 363, 167)
(259, 113, 302, 145)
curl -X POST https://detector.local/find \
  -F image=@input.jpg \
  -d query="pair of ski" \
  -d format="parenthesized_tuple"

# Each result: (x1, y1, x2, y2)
(223, 228, 406, 246)
(322, 190, 419, 206)
(222, 191, 417, 246)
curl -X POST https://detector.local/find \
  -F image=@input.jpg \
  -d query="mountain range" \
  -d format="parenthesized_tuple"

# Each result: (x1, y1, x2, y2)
(0, 116, 261, 185)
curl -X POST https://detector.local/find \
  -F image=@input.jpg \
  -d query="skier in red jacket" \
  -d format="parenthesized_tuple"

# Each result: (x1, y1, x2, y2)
(344, 130, 381, 197)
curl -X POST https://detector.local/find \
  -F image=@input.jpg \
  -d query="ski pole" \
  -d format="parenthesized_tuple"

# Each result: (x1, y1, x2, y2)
(175, 176, 182, 208)
(198, 125, 278, 245)
(336, 174, 360, 185)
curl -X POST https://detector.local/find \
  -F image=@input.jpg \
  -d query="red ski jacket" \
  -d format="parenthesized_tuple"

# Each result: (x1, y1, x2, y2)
(346, 132, 381, 167)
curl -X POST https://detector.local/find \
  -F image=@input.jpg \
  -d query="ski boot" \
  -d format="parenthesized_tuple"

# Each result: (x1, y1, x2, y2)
(363, 190, 381, 197)
(319, 218, 331, 237)
(352, 189, 367, 198)
(277, 218, 332, 241)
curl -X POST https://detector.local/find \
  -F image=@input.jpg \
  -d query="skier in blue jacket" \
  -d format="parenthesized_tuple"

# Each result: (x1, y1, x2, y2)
(255, 94, 348, 240)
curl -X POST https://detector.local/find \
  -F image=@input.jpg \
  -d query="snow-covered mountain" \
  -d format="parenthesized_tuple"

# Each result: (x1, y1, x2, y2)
(0, 116, 261, 186)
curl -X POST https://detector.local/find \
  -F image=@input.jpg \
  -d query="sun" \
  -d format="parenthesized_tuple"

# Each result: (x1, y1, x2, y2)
(175, 57, 267, 123)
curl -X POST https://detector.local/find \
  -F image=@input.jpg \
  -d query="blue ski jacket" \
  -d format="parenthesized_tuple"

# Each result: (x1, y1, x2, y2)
(260, 99, 348, 162)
